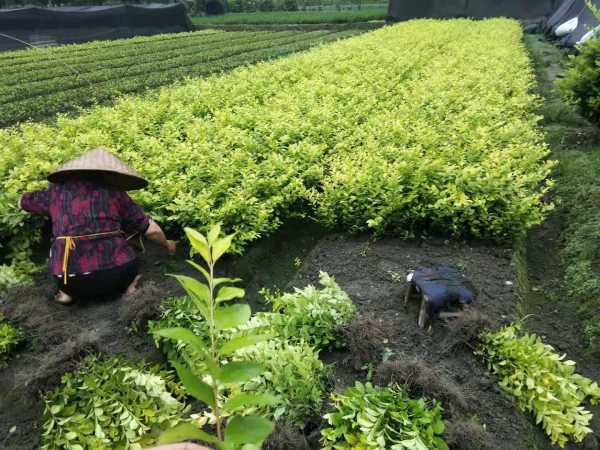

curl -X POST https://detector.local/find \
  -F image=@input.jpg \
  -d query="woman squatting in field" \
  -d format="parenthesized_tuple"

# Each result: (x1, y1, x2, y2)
(19, 147, 177, 304)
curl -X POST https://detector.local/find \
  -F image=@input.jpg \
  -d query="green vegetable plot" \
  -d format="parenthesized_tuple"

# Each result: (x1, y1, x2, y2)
(192, 8, 388, 25)
(0, 29, 358, 126)
(0, 19, 552, 288)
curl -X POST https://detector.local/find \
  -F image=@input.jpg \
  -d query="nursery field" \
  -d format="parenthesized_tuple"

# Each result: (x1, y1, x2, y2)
(191, 8, 388, 25)
(0, 29, 358, 127)
(4, 17, 600, 450)
(0, 18, 552, 289)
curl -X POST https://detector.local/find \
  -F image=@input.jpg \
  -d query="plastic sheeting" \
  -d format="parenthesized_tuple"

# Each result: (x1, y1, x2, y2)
(547, 0, 580, 29)
(557, 0, 600, 45)
(388, 0, 561, 21)
(0, 3, 192, 52)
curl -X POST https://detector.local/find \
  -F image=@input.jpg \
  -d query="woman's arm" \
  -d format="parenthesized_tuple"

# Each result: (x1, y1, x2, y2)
(20, 189, 50, 215)
(145, 218, 177, 255)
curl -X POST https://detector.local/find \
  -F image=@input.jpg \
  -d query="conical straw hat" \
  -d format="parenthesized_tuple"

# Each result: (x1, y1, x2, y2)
(48, 147, 147, 191)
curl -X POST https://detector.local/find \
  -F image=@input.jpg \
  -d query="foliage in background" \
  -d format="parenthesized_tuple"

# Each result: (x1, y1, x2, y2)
(0, 20, 552, 286)
(193, 7, 387, 22)
(41, 355, 188, 450)
(0, 29, 358, 127)
(558, 37, 600, 126)
(0, 315, 23, 366)
(553, 146, 600, 355)
(321, 382, 448, 450)
(477, 324, 600, 448)
(263, 271, 356, 350)
(154, 225, 275, 449)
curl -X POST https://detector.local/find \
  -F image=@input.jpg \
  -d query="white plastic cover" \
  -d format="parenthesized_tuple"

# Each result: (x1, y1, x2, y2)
(555, 16, 579, 37)
(578, 25, 600, 44)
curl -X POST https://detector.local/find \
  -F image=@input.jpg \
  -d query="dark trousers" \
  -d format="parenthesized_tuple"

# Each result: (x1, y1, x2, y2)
(55, 258, 140, 299)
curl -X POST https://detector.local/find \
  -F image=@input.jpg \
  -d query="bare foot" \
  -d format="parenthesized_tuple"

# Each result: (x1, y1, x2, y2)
(55, 290, 74, 304)
(125, 274, 142, 296)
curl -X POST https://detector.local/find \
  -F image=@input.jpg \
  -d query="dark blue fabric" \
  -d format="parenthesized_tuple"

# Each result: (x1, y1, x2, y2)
(412, 265, 474, 316)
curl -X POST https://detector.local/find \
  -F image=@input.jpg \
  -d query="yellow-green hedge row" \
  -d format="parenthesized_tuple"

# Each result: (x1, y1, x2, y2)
(0, 19, 553, 285)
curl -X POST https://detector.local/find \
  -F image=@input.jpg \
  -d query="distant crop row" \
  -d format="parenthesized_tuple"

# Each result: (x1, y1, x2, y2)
(0, 29, 357, 126)
(0, 19, 552, 288)
(191, 7, 388, 24)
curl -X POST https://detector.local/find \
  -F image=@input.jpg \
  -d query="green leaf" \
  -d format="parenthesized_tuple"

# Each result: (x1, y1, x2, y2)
(153, 327, 216, 375)
(187, 260, 240, 289)
(432, 418, 445, 434)
(224, 393, 279, 411)
(220, 362, 263, 383)
(215, 304, 251, 331)
(219, 334, 272, 356)
(187, 259, 211, 284)
(214, 277, 243, 287)
(169, 275, 211, 320)
(154, 327, 204, 350)
(224, 415, 274, 445)
(158, 422, 219, 445)
(185, 227, 211, 264)
(208, 223, 222, 245)
(216, 286, 245, 304)
(212, 234, 235, 263)
(173, 361, 215, 408)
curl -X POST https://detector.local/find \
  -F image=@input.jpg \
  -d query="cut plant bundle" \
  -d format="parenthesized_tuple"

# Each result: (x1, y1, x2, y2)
(0, 19, 552, 289)
(262, 271, 356, 350)
(321, 381, 448, 450)
(476, 323, 600, 448)
(40, 355, 188, 450)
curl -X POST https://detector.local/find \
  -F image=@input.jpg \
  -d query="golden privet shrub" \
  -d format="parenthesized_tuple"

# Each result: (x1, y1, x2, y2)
(0, 19, 553, 285)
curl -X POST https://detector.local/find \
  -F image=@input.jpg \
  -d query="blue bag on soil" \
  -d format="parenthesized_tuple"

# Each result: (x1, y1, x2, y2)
(412, 265, 475, 316)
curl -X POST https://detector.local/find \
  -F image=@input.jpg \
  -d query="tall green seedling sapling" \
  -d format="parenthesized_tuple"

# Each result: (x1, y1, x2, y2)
(155, 224, 276, 449)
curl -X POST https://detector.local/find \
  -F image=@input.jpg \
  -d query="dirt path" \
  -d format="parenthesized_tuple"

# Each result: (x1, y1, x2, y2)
(519, 34, 600, 449)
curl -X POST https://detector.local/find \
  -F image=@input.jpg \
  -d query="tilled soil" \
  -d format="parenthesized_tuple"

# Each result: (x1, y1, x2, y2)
(290, 234, 554, 450)
(0, 229, 550, 450)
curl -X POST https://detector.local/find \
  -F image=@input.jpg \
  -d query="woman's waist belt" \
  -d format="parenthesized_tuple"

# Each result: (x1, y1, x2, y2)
(55, 230, 123, 284)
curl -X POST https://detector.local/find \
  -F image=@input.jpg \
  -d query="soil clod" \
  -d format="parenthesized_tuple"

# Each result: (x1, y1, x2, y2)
(374, 359, 468, 417)
(339, 315, 389, 370)
(445, 420, 495, 450)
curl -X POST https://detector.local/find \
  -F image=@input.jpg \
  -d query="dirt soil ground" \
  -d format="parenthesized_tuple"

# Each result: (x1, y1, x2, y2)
(292, 234, 555, 450)
(2, 229, 548, 450)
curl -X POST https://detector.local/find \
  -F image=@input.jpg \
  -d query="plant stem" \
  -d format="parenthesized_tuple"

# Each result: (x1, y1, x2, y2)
(208, 256, 223, 440)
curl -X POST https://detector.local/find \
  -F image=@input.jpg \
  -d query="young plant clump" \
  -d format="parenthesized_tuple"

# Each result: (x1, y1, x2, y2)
(154, 225, 276, 449)
(476, 323, 600, 447)
(0, 315, 23, 365)
(263, 271, 356, 351)
(321, 382, 448, 450)
(41, 355, 188, 450)
(150, 297, 330, 426)
(231, 338, 330, 425)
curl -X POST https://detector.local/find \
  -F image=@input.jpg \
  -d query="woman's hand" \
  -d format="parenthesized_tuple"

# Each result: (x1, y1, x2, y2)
(145, 219, 177, 255)
(166, 239, 177, 256)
